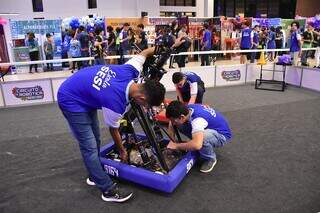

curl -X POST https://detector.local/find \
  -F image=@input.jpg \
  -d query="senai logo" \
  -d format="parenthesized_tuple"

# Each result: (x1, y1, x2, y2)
(104, 165, 119, 177)
(12, 86, 44, 101)
(221, 70, 241, 81)
(186, 159, 194, 174)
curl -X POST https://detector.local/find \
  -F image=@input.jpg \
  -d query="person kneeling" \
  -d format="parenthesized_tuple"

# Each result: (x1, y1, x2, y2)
(166, 101, 232, 173)
(172, 71, 205, 104)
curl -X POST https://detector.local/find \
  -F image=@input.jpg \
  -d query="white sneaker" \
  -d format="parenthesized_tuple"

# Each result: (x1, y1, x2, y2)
(86, 178, 96, 186)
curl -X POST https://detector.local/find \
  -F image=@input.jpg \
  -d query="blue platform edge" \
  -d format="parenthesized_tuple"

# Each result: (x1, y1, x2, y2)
(99, 134, 198, 193)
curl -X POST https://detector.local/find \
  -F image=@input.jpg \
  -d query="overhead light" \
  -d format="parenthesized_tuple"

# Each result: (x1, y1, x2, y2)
(0, 12, 20, 16)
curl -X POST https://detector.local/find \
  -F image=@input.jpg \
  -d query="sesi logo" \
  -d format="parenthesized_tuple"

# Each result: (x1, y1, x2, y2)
(186, 159, 194, 174)
(104, 165, 119, 177)
(92, 66, 116, 91)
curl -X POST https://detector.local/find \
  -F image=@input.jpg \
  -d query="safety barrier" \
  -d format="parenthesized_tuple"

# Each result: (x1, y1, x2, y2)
(0, 48, 319, 108)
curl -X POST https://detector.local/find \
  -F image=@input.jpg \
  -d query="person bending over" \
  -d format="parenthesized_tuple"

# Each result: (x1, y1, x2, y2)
(57, 47, 165, 203)
(172, 71, 205, 104)
(166, 101, 232, 173)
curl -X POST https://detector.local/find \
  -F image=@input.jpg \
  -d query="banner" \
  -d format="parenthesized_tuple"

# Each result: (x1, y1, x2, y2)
(2, 80, 53, 106)
(252, 18, 281, 27)
(106, 18, 148, 29)
(284, 66, 302, 86)
(301, 68, 320, 92)
(10, 19, 62, 67)
(148, 18, 176, 26)
(0, 85, 4, 107)
(216, 64, 246, 86)
(181, 66, 216, 88)
(51, 78, 67, 101)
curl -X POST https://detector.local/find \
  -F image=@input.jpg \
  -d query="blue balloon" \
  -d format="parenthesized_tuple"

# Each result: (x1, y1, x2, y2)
(94, 18, 105, 30)
(69, 17, 80, 30)
(87, 25, 95, 33)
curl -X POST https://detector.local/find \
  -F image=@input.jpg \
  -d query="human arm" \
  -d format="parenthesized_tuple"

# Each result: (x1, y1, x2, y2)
(167, 117, 208, 151)
(109, 127, 128, 162)
(188, 81, 198, 104)
(102, 107, 128, 161)
(167, 131, 204, 151)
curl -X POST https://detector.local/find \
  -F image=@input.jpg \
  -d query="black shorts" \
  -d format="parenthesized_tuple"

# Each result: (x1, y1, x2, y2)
(241, 47, 250, 55)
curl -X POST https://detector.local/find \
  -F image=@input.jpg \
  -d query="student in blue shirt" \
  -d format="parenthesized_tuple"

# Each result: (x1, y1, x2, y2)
(290, 21, 302, 66)
(250, 25, 260, 63)
(166, 101, 232, 173)
(172, 71, 205, 104)
(58, 47, 166, 203)
(240, 21, 254, 64)
(201, 23, 212, 66)
(267, 26, 276, 61)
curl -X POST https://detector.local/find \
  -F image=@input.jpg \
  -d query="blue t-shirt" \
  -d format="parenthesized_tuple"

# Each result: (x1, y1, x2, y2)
(290, 32, 301, 52)
(267, 31, 276, 49)
(186, 104, 232, 140)
(252, 31, 259, 48)
(120, 30, 130, 50)
(241, 28, 252, 49)
(179, 72, 203, 95)
(202, 30, 212, 50)
(57, 64, 139, 114)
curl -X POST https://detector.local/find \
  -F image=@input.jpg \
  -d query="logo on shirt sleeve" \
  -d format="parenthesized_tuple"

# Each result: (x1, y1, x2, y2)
(92, 66, 117, 91)
(203, 105, 217, 117)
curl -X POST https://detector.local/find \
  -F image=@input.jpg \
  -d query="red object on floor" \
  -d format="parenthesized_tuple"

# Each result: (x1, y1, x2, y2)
(155, 99, 172, 124)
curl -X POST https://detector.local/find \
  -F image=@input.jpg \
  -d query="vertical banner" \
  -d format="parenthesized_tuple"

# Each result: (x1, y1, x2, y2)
(181, 66, 216, 88)
(51, 78, 67, 101)
(285, 66, 302, 86)
(246, 64, 262, 82)
(215, 64, 246, 86)
(0, 85, 4, 107)
(2, 80, 54, 106)
(301, 68, 320, 92)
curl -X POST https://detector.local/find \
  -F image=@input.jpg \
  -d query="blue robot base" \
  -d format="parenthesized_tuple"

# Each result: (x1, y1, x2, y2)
(99, 135, 198, 193)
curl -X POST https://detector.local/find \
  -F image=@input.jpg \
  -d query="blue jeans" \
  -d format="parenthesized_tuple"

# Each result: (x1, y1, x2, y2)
(61, 109, 114, 192)
(80, 50, 90, 68)
(178, 124, 228, 160)
(94, 58, 105, 65)
(200, 129, 228, 160)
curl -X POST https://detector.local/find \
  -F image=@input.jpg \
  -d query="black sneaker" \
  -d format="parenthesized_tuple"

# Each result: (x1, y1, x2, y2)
(101, 183, 133, 203)
(200, 158, 217, 173)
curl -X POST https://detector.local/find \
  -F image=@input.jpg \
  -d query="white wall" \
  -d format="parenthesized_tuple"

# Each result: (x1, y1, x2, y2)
(1, 0, 160, 20)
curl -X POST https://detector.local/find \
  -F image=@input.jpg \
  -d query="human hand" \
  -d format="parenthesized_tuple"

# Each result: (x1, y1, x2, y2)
(119, 149, 128, 162)
(167, 141, 177, 150)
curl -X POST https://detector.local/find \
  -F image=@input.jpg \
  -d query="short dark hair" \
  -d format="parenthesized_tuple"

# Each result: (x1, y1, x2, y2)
(142, 80, 166, 106)
(95, 27, 103, 35)
(291, 21, 300, 29)
(172, 72, 184, 84)
(46, 33, 51, 38)
(79, 26, 85, 31)
(166, 100, 189, 119)
(107, 26, 113, 32)
(203, 23, 209, 29)
(137, 24, 144, 29)
(243, 21, 250, 27)
(123, 23, 130, 27)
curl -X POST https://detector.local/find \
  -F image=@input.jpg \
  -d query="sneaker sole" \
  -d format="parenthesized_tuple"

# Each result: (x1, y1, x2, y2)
(101, 193, 133, 203)
(86, 178, 96, 186)
(200, 160, 217, 173)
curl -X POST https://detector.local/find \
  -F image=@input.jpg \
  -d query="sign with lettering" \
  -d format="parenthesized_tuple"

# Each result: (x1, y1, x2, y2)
(2, 80, 53, 106)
